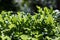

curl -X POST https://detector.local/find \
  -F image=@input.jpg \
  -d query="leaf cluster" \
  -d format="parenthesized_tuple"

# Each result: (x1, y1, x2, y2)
(0, 7, 60, 40)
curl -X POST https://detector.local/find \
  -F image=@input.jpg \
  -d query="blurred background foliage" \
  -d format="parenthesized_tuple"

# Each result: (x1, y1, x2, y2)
(0, 0, 60, 14)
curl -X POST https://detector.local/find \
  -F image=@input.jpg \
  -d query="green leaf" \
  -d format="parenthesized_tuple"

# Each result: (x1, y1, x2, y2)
(8, 24, 16, 29)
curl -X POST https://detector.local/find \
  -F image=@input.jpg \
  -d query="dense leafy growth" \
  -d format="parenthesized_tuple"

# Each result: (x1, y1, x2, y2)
(0, 6, 60, 40)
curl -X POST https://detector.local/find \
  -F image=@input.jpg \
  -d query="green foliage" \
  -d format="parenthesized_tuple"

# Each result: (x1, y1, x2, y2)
(0, 7, 60, 40)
